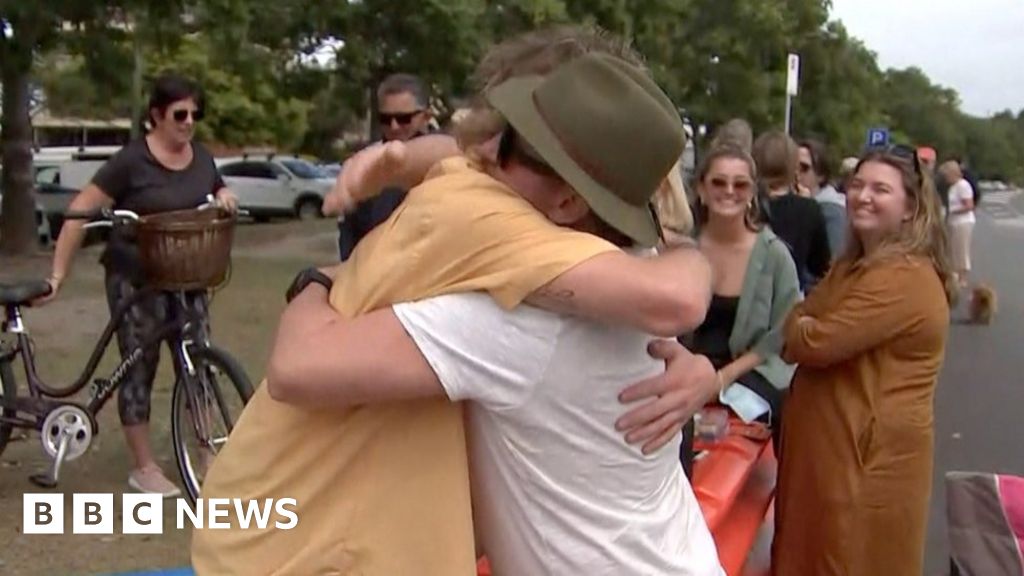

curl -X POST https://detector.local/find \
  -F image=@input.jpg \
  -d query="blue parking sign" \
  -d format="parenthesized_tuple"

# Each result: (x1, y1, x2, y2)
(867, 128, 889, 147)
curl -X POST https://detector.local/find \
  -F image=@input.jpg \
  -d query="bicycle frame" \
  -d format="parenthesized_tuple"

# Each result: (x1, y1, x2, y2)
(0, 288, 208, 428)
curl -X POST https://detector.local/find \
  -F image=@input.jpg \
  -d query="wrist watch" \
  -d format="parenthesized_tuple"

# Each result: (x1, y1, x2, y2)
(286, 267, 334, 303)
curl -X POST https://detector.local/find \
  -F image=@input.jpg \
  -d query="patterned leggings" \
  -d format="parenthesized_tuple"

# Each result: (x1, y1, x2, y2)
(104, 272, 210, 426)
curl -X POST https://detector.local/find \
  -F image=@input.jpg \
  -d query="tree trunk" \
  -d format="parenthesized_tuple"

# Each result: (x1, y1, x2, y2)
(0, 42, 38, 255)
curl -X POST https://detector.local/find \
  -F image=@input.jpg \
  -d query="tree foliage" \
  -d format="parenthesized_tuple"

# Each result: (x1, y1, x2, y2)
(5, 0, 1023, 253)
(1, 0, 190, 253)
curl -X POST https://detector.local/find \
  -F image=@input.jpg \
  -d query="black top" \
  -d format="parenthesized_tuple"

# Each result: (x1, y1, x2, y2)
(337, 130, 434, 261)
(766, 192, 831, 289)
(338, 187, 407, 261)
(91, 139, 225, 276)
(692, 295, 740, 370)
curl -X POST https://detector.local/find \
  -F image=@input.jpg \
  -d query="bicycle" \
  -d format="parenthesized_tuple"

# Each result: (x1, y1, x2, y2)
(0, 203, 253, 502)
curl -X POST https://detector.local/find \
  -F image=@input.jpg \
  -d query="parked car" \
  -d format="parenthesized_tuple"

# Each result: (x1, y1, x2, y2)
(319, 162, 343, 179)
(215, 155, 333, 221)
(0, 188, 51, 246)
(34, 182, 83, 241)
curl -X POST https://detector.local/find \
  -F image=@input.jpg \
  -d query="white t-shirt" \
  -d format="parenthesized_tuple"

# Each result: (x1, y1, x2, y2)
(394, 293, 723, 576)
(948, 179, 977, 225)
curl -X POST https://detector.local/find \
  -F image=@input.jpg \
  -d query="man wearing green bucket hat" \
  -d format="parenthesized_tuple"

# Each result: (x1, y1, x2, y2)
(485, 51, 686, 247)
(257, 52, 724, 575)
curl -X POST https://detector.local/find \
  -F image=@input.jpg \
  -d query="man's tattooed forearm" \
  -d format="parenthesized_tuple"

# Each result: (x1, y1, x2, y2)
(535, 287, 576, 301)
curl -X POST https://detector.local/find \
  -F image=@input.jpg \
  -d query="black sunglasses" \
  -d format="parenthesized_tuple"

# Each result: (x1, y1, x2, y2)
(378, 110, 423, 126)
(172, 109, 204, 123)
(496, 128, 560, 179)
(649, 202, 666, 245)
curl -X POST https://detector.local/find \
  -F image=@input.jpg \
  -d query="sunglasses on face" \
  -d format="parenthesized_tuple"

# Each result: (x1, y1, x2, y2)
(171, 109, 204, 123)
(709, 178, 753, 193)
(497, 128, 560, 179)
(378, 110, 423, 126)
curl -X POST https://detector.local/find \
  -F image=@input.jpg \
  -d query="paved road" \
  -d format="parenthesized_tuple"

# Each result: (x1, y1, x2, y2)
(924, 188, 1024, 574)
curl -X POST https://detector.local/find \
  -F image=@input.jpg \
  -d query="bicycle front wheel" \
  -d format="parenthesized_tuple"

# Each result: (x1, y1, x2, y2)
(171, 345, 253, 503)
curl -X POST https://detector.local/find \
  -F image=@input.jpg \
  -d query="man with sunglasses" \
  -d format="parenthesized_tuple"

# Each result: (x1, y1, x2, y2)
(798, 139, 847, 257)
(337, 73, 435, 260)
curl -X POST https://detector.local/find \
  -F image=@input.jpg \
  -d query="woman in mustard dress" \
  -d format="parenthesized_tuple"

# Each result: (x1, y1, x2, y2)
(774, 146, 956, 575)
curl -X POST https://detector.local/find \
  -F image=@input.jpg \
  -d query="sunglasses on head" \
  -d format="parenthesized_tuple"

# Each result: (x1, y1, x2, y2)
(378, 110, 423, 126)
(172, 108, 204, 123)
(868, 143, 922, 181)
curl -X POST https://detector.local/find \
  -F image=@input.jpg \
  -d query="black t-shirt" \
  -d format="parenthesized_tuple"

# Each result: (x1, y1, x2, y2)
(91, 138, 225, 276)
(692, 294, 740, 370)
(766, 192, 831, 289)
(337, 130, 434, 261)
(337, 186, 407, 261)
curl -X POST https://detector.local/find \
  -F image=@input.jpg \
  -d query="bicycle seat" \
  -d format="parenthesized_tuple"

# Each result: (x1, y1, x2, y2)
(0, 280, 52, 306)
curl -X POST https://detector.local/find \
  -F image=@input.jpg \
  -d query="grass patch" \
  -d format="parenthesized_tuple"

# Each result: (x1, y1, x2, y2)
(0, 219, 334, 575)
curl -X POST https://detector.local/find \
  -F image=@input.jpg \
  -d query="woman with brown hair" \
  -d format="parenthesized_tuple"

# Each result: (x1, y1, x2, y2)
(683, 145, 800, 462)
(39, 74, 238, 496)
(773, 145, 954, 575)
(754, 131, 831, 292)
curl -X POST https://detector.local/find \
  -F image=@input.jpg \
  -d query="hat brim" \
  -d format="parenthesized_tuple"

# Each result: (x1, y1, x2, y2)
(487, 76, 660, 247)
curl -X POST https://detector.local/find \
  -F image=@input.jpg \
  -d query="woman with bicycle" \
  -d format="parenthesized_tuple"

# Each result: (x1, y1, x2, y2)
(40, 74, 238, 496)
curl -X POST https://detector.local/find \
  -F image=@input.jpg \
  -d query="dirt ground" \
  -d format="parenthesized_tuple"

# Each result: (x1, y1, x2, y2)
(0, 219, 338, 576)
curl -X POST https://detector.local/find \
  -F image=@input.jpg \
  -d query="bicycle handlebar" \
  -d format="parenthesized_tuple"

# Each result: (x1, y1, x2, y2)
(199, 194, 250, 217)
(65, 196, 245, 229)
(64, 209, 141, 230)
(63, 208, 107, 222)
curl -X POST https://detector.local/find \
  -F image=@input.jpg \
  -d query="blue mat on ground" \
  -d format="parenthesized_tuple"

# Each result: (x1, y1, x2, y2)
(109, 565, 192, 569)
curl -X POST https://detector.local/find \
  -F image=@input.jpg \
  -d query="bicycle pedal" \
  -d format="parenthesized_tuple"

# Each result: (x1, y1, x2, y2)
(29, 473, 58, 489)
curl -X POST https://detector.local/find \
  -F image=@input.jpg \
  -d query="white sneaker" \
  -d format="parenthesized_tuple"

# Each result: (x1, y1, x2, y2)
(129, 465, 181, 498)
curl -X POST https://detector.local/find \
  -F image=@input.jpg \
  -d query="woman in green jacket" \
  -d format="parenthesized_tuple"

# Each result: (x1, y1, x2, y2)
(686, 144, 802, 456)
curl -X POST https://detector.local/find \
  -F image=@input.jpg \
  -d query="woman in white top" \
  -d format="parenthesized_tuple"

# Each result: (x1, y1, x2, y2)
(940, 160, 976, 288)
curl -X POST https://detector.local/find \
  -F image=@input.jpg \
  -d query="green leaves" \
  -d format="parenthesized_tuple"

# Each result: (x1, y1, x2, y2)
(145, 34, 311, 149)
(14, 0, 1024, 179)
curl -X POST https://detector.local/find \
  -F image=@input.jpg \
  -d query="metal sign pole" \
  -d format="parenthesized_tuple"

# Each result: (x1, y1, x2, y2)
(785, 93, 792, 135)
(785, 53, 800, 135)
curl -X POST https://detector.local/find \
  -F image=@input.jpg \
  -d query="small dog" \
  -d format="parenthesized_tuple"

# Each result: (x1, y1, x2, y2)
(968, 284, 997, 325)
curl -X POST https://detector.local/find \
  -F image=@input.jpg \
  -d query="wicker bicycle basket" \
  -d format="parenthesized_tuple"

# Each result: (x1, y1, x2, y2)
(135, 208, 237, 291)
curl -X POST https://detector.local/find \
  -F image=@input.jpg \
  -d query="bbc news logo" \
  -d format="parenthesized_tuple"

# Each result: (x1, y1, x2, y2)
(23, 493, 298, 534)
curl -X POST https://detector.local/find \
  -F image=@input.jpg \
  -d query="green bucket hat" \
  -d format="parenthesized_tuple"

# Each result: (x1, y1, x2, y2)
(486, 52, 685, 247)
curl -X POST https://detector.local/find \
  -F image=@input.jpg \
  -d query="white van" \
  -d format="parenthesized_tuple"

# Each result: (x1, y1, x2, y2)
(34, 146, 120, 190)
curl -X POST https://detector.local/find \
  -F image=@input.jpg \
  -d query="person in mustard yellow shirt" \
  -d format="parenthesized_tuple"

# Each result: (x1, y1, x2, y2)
(192, 27, 716, 576)
(264, 52, 726, 576)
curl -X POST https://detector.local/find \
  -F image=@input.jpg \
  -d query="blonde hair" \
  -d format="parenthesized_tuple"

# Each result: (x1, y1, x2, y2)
(654, 161, 695, 245)
(453, 25, 685, 238)
(455, 25, 645, 153)
(842, 152, 956, 303)
(753, 130, 799, 190)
